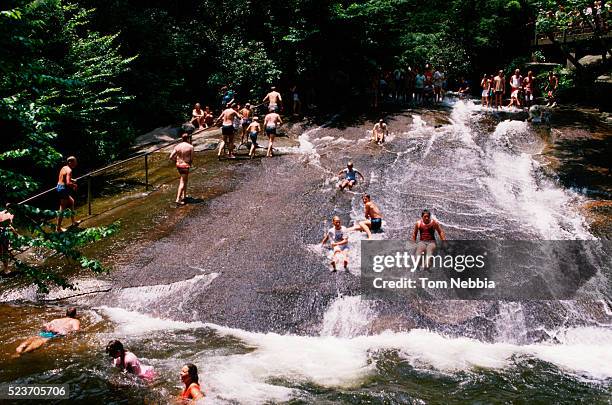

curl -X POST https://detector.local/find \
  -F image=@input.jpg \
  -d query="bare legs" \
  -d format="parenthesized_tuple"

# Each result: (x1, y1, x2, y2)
(16, 336, 49, 355)
(267, 134, 275, 157)
(56, 196, 75, 232)
(176, 173, 188, 204)
(349, 220, 372, 239)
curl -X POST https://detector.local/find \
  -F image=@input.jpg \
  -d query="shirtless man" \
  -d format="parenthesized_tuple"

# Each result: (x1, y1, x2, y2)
(337, 162, 365, 191)
(263, 110, 282, 157)
(246, 117, 261, 158)
(545, 71, 559, 107)
(493, 70, 506, 110)
(372, 119, 388, 144)
(350, 194, 383, 239)
(215, 103, 242, 159)
(0, 209, 17, 275)
(169, 132, 194, 206)
(56, 156, 79, 232)
(16, 307, 80, 355)
(191, 103, 205, 130)
(321, 216, 349, 272)
(411, 209, 446, 267)
(240, 103, 252, 144)
(263, 86, 282, 112)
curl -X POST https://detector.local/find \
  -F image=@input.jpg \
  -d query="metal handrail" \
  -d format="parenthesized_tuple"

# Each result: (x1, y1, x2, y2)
(15, 126, 215, 208)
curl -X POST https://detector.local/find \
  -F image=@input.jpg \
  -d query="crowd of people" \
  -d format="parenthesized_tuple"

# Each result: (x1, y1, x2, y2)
(480, 68, 559, 110)
(372, 63, 563, 111)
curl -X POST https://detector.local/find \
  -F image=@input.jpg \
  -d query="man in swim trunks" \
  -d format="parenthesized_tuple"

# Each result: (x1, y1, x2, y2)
(169, 132, 194, 206)
(16, 307, 80, 355)
(180, 363, 205, 401)
(337, 162, 365, 191)
(215, 103, 242, 159)
(263, 109, 282, 157)
(545, 71, 559, 107)
(246, 117, 261, 159)
(191, 103, 205, 130)
(321, 216, 349, 272)
(56, 156, 79, 232)
(372, 119, 388, 144)
(0, 209, 17, 276)
(350, 194, 383, 239)
(240, 103, 252, 144)
(411, 209, 446, 268)
(493, 70, 505, 110)
(263, 86, 282, 112)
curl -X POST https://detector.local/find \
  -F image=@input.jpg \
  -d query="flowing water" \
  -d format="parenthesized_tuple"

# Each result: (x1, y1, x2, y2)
(1, 100, 611, 404)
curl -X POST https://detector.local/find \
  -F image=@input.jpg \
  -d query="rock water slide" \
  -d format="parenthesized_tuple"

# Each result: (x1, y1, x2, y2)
(1, 100, 611, 403)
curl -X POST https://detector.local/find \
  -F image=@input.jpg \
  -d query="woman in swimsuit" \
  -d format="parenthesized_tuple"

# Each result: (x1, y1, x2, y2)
(106, 340, 155, 380)
(180, 363, 205, 401)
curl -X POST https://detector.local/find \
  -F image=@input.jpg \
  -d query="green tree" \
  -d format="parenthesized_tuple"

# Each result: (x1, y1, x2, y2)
(0, 0, 126, 291)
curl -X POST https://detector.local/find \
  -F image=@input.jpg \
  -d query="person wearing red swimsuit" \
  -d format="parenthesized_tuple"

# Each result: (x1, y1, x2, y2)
(180, 363, 205, 402)
(411, 209, 446, 268)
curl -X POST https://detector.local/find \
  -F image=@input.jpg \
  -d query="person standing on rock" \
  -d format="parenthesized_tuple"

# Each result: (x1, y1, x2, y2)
(350, 194, 383, 239)
(522, 71, 535, 109)
(0, 209, 17, 276)
(263, 109, 282, 157)
(263, 86, 282, 112)
(411, 209, 446, 267)
(545, 71, 559, 107)
(371, 119, 388, 144)
(493, 70, 505, 110)
(56, 156, 79, 232)
(215, 103, 241, 159)
(337, 161, 365, 191)
(246, 117, 261, 159)
(240, 103, 252, 144)
(507, 69, 523, 108)
(169, 132, 193, 206)
(321, 215, 349, 272)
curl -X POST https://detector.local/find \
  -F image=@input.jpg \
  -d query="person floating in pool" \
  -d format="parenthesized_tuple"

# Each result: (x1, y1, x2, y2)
(15, 307, 80, 355)
(349, 193, 383, 239)
(106, 339, 155, 380)
(337, 161, 365, 191)
(321, 215, 349, 272)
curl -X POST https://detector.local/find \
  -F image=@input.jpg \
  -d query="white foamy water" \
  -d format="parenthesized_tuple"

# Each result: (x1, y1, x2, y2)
(484, 120, 593, 239)
(99, 307, 612, 404)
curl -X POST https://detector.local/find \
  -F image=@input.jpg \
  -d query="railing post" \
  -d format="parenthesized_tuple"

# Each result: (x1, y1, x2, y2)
(144, 153, 149, 190)
(87, 176, 92, 216)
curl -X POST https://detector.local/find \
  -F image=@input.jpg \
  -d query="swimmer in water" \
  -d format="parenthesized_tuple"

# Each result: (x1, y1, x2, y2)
(411, 209, 446, 267)
(337, 161, 365, 191)
(16, 307, 80, 355)
(321, 216, 349, 272)
(106, 340, 155, 379)
(180, 363, 205, 401)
